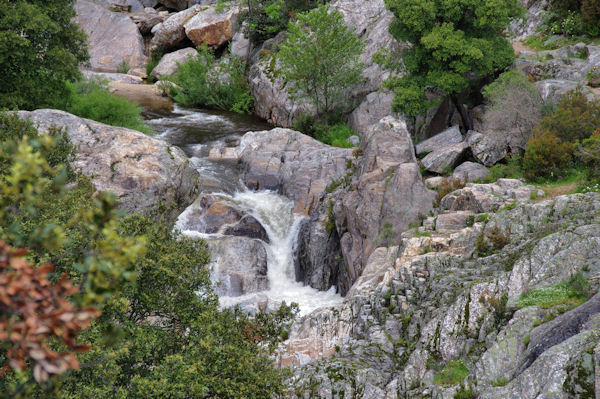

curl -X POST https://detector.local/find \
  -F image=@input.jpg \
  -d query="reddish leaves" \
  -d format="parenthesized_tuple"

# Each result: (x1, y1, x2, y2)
(0, 241, 100, 382)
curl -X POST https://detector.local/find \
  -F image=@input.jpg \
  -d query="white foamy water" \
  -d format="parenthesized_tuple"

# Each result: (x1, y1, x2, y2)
(175, 190, 343, 316)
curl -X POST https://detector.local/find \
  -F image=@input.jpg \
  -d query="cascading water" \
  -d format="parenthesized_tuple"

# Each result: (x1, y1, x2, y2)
(150, 106, 343, 316)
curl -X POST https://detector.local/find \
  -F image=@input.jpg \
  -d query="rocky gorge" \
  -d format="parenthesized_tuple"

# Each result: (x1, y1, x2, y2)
(11, 0, 600, 397)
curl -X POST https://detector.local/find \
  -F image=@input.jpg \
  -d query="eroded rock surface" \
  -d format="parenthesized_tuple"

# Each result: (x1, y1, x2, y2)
(75, 0, 147, 72)
(184, 5, 239, 48)
(18, 109, 198, 221)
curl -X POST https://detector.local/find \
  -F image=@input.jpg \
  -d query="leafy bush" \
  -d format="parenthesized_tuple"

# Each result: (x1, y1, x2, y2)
(117, 60, 130, 74)
(577, 128, 600, 180)
(166, 46, 253, 114)
(0, 0, 88, 110)
(539, 89, 600, 142)
(0, 114, 295, 397)
(293, 114, 357, 148)
(544, 0, 600, 37)
(523, 129, 574, 180)
(63, 78, 152, 134)
(276, 5, 364, 117)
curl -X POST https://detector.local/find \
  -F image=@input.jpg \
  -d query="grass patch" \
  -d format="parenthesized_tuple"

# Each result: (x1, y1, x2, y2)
(523, 33, 600, 51)
(433, 360, 469, 386)
(63, 78, 152, 135)
(517, 273, 591, 309)
(293, 114, 357, 148)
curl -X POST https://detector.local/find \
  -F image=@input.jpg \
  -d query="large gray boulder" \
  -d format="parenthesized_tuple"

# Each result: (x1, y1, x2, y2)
(75, 0, 147, 72)
(466, 130, 508, 166)
(420, 141, 469, 174)
(453, 161, 491, 182)
(205, 236, 268, 297)
(347, 90, 395, 136)
(150, 47, 197, 78)
(184, 5, 239, 48)
(178, 194, 269, 242)
(239, 129, 353, 214)
(150, 5, 203, 51)
(415, 125, 463, 156)
(18, 109, 199, 221)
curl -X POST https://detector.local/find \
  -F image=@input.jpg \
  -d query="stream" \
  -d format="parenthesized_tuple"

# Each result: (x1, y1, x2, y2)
(146, 105, 343, 316)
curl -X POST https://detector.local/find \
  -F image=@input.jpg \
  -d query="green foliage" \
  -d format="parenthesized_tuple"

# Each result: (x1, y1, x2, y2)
(293, 114, 357, 147)
(0, 114, 294, 397)
(454, 385, 477, 399)
(385, 0, 522, 118)
(63, 78, 152, 134)
(276, 5, 364, 117)
(146, 49, 163, 80)
(481, 156, 523, 183)
(539, 89, 600, 143)
(117, 60, 130, 74)
(242, 0, 324, 44)
(166, 46, 253, 114)
(433, 360, 469, 386)
(0, 0, 88, 110)
(544, 0, 600, 37)
(517, 273, 591, 309)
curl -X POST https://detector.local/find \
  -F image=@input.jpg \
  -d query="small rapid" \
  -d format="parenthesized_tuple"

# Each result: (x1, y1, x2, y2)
(150, 105, 343, 316)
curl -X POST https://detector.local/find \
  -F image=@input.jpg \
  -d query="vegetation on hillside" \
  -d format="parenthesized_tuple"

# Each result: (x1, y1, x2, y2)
(0, 112, 296, 397)
(384, 0, 522, 130)
(164, 46, 254, 114)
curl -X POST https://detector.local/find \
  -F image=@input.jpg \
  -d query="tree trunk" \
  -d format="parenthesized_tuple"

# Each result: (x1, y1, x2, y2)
(451, 95, 473, 132)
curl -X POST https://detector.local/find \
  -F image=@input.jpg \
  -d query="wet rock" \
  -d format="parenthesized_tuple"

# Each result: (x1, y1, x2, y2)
(179, 195, 269, 242)
(150, 47, 197, 78)
(75, 0, 147, 72)
(420, 141, 469, 174)
(466, 130, 507, 166)
(206, 236, 268, 297)
(18, 109, 198, 221)
(415, 125, 463, 156)
(184, 5, 239, 48)
(239, 128, 353, 214)
(150, 5, 203, 51)
(453, 161, 490, 182)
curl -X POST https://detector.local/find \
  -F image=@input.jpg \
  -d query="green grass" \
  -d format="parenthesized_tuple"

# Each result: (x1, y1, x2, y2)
(433, 360, 469, 386)
(523, 33, 600, 51)
(64, 78, 152, 135)
(517, 274, 590, 309)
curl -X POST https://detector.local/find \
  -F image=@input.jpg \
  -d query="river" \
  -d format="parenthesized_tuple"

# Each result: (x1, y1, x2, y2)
(145, 104, 343, 316)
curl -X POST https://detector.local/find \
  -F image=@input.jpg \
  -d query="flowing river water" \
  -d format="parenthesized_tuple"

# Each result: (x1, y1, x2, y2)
(146, 104, 343, 316)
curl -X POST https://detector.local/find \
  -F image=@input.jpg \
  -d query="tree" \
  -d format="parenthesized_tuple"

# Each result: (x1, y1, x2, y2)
(276, 4, 364, 117)
(0, 0, 88, 110)
(384, 0, 522, 130)
(482, 70, 543, 152)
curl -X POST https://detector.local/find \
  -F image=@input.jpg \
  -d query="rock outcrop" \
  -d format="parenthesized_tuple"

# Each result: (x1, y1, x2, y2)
(150, 5, 203, 51)
(285, 187, 600, 399)
(184, 5, 239, 48)
(75, 0, 147, 72)
(150, 47, 197, 78)
(18, 110, 199, 221)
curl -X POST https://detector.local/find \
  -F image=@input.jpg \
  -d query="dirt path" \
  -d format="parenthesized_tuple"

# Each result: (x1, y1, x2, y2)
(534, 182, 578, 202)
(512, 40, 538, 56)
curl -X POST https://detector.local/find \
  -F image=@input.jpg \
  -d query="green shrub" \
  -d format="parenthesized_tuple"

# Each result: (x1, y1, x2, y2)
(146, 49, 163, 80)
(64, 78, 152, 134)
(577, 128, 600, 180)
(539, 89, 600, 143)
(166, 46, 253, 114)
(523, 129, 574, 180)
(433, 360, 469, 386)
(293, 114, 357, 148)
(117, 60, 130, 74)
